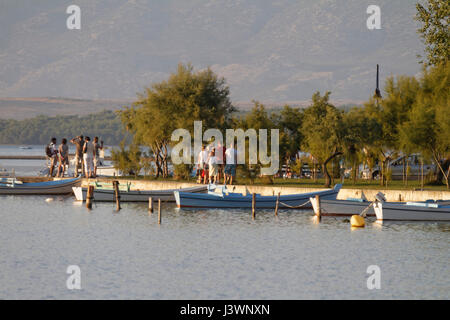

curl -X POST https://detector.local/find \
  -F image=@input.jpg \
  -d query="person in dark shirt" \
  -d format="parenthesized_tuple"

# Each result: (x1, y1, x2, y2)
(57, 138, 69, 177)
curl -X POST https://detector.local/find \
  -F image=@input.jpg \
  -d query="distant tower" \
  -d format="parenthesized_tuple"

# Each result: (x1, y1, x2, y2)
(374, 64, 382, 99)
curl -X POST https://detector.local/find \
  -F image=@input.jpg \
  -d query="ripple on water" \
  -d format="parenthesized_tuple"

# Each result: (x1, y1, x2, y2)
(0, 195, 449, 299)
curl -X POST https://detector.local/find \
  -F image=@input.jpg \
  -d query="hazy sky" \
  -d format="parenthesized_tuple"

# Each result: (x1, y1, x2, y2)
(0, 0, 424, 103)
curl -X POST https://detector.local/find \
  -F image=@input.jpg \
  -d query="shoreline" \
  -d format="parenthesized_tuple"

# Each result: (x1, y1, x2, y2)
(76, 178, 450, 202)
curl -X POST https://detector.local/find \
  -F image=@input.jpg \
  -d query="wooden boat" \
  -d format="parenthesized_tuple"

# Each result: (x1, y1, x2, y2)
(0, 178, 81, 195)
(310, 198, 376, 217)
(72, 184, 208, 202)
(374, 200, 450, 221)
(174, 184, 342, 209)
(310, 196, 449, 218)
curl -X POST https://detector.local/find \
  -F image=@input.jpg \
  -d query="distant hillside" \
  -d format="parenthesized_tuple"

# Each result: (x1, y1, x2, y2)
(0, 97, 363, 120)
(0, 97, 130, 120)
(0, 110, 125, 145)
(0, 0, 424, 102)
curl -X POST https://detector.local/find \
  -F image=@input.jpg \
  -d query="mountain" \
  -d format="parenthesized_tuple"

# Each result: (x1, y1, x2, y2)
(0, 0, 424, 104)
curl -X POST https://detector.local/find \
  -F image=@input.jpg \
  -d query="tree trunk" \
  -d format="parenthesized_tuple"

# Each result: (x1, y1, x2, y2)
(323, 152, 343, 188)
(433, 153, 450, 189)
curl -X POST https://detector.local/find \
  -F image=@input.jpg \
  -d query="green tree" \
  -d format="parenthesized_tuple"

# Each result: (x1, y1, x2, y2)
(301, 92, 344, 188)
(399, 62, 450, 188)
(119, 63, 234, 178)
(416, 0, 450, 66)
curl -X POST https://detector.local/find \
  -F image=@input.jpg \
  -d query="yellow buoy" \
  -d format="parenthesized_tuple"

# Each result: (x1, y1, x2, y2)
(351, 215, 365, 228)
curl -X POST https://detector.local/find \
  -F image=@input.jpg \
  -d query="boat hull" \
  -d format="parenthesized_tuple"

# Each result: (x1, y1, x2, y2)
(311, 199, 376, 217)
(0, 178, 81, 195)
(374, 202, 450, 221)
(175, 185, 342, 209)
(73, 185, 208, 202)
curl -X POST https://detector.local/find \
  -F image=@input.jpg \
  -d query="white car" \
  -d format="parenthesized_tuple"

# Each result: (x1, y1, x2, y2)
(361, 154, 435, 180)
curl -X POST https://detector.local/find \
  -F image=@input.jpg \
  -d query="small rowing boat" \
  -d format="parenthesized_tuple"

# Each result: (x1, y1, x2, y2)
(373, 200, 450, 221)
(174, 184, 342, 209)
(0, 178, 81, 195)
(72, 184, 208, 202)
(310, 195, 449, 218)
(310, 198, 376, 217)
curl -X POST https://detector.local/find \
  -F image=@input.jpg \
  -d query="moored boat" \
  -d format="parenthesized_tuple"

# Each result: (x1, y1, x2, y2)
(72, 184, 208, 202)
(0, 178, 81, 195)
(175, 184, 342, 209)
(373, 200, 450, 221)
(310, 198, 376, 217)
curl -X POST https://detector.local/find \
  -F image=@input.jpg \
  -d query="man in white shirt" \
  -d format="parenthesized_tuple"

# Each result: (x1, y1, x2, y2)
(197, 145, 209, 184)
(208, 149, 219, 184)
(224, 143, 238, 185)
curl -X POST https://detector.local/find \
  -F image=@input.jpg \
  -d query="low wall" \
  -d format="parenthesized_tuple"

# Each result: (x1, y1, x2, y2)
(81, 178, 450, 202)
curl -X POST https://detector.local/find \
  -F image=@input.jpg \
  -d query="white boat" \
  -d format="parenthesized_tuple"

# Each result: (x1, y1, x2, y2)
(310, 198, 376, 217)
(175, 184, 342, 209)
(374, 200, 450, 221)
(73, 184, 208, 202)
(0, 178, 81, 195)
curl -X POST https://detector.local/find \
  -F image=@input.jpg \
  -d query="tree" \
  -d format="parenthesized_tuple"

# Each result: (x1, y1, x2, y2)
(119, 63, 234, 178)
(399, 62, 450, 188)
(301, 92, 344, 188)
(342, 106, 382, 184)
(278, 105, 304, 163)
(416, 0, 450, 66)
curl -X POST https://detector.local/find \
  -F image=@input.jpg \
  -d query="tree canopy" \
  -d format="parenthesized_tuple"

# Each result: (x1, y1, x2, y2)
(416, 0, 450, 66)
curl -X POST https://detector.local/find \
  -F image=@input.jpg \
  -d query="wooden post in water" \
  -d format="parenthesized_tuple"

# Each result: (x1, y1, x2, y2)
(252, 193, 256, 220)
(314, 195, 321, 222)
(86, 185, 94, 209)
(148, 197, 153, 214)
(113, 181, 121, 211)
(158, 199, 161, 225)
(275, 192, 280, 217)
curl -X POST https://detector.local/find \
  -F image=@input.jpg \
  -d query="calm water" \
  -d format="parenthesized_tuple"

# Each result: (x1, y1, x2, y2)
(0, 195, 449, 300)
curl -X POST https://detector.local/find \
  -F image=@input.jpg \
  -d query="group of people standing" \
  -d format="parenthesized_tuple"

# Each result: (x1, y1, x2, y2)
(197, 142, 238, 185)
(45, 135, 103, 178)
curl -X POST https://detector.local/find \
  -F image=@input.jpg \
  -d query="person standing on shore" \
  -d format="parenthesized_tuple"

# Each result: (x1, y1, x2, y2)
(197, 145, 209, 184)
(56, 138, 69, 177)
(215, 142, 225, 184)
(45, 137, 58, 177)
(224, 143, 238, 185)
(93, 137, 103, 178)
(208, 149, 219, 185)
(70, 135, 84, 177)
(82, 136, 95, 178)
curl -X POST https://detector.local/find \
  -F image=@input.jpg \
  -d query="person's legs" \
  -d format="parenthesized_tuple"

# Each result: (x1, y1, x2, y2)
(50, 157, 57, 177)
(74, 155, 80, 177)
(83, 156, 88, 178)
(93, 157, 98, 178)
(230, 165, 236, 185)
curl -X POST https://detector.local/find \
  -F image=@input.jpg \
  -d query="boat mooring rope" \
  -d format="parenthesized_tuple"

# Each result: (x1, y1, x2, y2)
(278, 200, 311, 209)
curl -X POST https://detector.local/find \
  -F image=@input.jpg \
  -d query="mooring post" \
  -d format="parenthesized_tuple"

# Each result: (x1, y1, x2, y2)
(86, 185, 94, 209)
(252, 193, 256, 220)
(113, 180, 121, 211)
(315, 195, 321, 222)
(158, 199, 161, 225)
(275, 192, 280, 217)
(149, 197, 153, 214)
